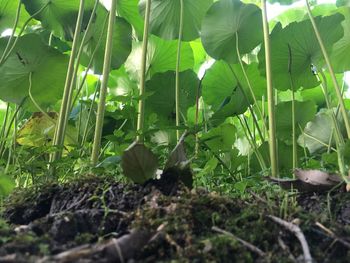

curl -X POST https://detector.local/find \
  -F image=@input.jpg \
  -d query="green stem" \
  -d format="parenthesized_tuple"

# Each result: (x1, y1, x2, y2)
(235, 32, 267, 135)
(66, 0, 100, 113)
(0, 2, 50, 65)
(136, 0, 152, 143)
(239, 116, 267, 171)
(287, 43, 297, 170)
(175, 0, 184, 141)
(51, 0, 86, 164)
(0, 0, 21, 63)
(91, 0, 117, 166)
(227, 64, 265, 143)
(80, 80, 100, 155)
(291, 89, 297, 170)
(261, 0, 278, 177)
(305, 0, 350, 139)
(0, 103, 10, 144)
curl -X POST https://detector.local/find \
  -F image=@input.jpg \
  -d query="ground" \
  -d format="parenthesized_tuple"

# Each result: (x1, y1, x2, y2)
(0, 174, 350, 262)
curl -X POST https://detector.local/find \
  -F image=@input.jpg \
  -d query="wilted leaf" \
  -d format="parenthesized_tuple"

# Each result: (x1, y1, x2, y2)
(267, 169, 343, 192)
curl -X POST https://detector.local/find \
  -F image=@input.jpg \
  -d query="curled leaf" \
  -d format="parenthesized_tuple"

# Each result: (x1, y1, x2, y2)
(267, 169, 343, 192)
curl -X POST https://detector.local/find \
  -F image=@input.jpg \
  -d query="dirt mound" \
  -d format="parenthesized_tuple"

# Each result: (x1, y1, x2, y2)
(0, 175, 350, 262)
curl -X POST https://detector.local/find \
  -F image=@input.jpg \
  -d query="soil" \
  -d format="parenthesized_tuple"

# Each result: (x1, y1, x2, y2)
(0, 173, 350, 263)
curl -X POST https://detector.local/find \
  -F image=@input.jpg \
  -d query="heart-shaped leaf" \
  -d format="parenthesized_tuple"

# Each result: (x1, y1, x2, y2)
(145, 70, 198, 124)
(80, 4, 132, 74)
(139, 0, 213, 41)
(22, 0, 95, 39)
(117, 0, 144, 37)
(0, 0, 31, 34)
(122, 142, 159, 184)
(0, 34, 69, 110)
(275, 100, 317, 142)
(259, 13, 344, 91)
(125, 35, 194, 80)
(201, 0, 263, 63)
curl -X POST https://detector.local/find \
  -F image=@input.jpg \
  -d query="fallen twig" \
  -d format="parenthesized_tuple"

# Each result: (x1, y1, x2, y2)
(268, 215, 312, 263)
(212, 226, 266, 257)
(38, 229, 152, 263)
(315, 222, 350, 249)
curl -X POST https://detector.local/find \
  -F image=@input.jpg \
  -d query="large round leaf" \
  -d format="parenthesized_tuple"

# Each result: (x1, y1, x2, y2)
(210, 86, 249, 125)
(258, 13, 344, 91)
(202, 60, 237, 111)
(139, 0, 213, 41)
(250, 140, 305, 174)
(331, 7, 350, 72)
(117, 0, 144, 37)
(125, 35, 194, 81)
(275, 100, 317, 142)
(0, 0, 31, 34)
(201, 0, 263, 63)
(298, 108, 349, 154)
(0, 34, 69, 110)
(145, 70, 198, 124)
(202, 60, 266, 112)
(22, 0, 95, 39)
(201, 123, 236, 152)
(81, 4, 132, 74)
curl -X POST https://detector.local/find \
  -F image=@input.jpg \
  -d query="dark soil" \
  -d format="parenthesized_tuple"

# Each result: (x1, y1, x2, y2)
(1, 174, 350, 263)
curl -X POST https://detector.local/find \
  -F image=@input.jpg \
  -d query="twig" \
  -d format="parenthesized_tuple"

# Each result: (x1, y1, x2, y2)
(278, 236, 297, 263)
(212, 226, 266, 257)
(267, 215, 312, 263)
(315, 222, 350, 249)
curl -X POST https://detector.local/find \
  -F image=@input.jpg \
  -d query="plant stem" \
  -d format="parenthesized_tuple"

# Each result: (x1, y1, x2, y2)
(287, 43, 297, 170)
(291, 89, 297, 170)
(70, 14, 109, 112)
(136, 0, 152, 143)
(235, 32, 267, 135)
(91, 0, 117, 166)
(239, 116, 267, 171)
(261, 0, 278, 177)
(175, 0, 184, 141)
(0, 0, 21, 63)
(305, 0, 350, 138)
(0, 2, 50, 66)
(66, 0, 100, 112)
(51, 0, 85, 164)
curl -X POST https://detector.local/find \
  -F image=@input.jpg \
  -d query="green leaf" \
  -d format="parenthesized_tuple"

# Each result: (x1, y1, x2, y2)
(80, 4, 132, 74)
(267, 0, 298, 4)
(210, 87, 249, 125)
(0, 34, 69, 110)
(117, 0, 144, 37)
(259, 14, 344, 91)
(250, 140, 304, 174)
(22, 0, 95, 39)
(331, 7, 350, 73)
(139, 0, 213, 41)
(276, 100, 317, 142)
(145, 70, 198, 124)
(202, 60, 264, 124)
(125, 35, 194, 80)
(337, 0, 350, 7)
(202, 60, 237, 111)
(108, 66, 138, 97)
(201, 0, 263, 63)
(201, 123, 236, 152)
(298, 109, 349, 154)
(121, 142, 159, 184)
(0, 0, 31, 34)
(0, 173, 15, 197)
